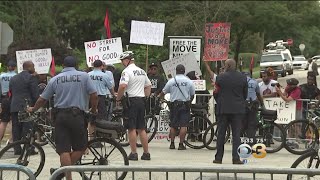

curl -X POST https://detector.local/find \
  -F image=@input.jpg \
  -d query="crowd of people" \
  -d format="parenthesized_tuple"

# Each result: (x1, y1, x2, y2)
(0, 52, 319, 179)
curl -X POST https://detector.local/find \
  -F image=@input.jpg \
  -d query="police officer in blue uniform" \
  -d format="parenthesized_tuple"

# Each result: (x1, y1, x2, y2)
(0, 60, 17, 144)
(116, 51, 152, 161)
(242, 72, 264, 146)
(158, 64, 195, 150)
(27, 56, 98, 180)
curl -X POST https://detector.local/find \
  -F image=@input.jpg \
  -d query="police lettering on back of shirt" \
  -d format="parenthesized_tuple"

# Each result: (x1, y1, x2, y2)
(246, 76, 260, 101)
(0, 71, 17, 94)
(162, 74, 195, 102)
(88, 69, 113, 96)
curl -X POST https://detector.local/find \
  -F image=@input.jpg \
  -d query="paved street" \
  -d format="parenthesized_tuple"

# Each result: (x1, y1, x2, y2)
(0, 68, 317, 180)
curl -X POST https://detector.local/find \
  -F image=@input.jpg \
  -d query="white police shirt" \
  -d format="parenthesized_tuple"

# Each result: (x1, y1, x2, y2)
(162, 74, 195, 102)
(120, 64, 151, 97)
(0, 71, 16, 94)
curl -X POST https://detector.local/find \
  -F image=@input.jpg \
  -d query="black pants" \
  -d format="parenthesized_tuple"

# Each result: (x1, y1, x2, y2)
(215, 114, 243, 161)
(11, 112, 32, 153)
(97, 95, 108, 120)
(242, 108, 258, 146)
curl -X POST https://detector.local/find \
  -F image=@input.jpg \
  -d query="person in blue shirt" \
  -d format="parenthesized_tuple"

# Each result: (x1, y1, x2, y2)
(242, 72, 264, 146)
(158, 64, 195, 150)
(0, 60, 17, 145)
(27, 56, 98, 180)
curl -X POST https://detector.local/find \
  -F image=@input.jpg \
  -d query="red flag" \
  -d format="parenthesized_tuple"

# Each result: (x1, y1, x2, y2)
(250, 54, 254, 75)
(104, 8, 111, 39)
(50, 56, 56, 77)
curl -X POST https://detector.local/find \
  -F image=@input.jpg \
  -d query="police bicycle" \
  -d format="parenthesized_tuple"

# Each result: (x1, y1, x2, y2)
(284, 100, 320, 155)
(0, 108, 129, 180)
(202, 108, 286, 153)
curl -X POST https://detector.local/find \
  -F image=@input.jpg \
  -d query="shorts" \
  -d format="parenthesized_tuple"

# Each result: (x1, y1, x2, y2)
(123, 97, 145, 130)
(54, 108, 88, 154)
(96, 95, 108, 121)
(0, 96, 11, 122)
(169, 103, 190, 128)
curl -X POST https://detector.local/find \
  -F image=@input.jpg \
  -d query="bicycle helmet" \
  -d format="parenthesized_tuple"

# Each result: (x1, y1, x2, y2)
(119, 51, 134, 61)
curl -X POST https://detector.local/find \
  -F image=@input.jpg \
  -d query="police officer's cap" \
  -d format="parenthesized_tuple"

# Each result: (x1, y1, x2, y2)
(63, 56, 77, 67)
(286, 78, 299, 86)
(93, 60, 103, 67)
(119, 51, 134, 61)
(7, 60, 16, 67)
(176, 64, 185, 74)
(149, 63, 158, 68)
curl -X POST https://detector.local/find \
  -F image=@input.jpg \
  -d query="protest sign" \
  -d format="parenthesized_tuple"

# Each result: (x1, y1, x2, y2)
(130, 20, 165, 46)
(263, 97, 296, 124)
(192, 80, 206, 91)
(16, 48, 52, 74)
(204, 22, 231, 61)
(84, 37, 123, 67)
(169, 36, 201, 65)
(161, 52, 202, 80)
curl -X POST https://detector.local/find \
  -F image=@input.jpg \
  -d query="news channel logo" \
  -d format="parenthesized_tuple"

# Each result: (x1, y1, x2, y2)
(237, 143, 267, 159)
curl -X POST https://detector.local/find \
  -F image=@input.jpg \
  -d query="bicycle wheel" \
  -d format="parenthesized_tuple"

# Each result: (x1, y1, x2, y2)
(137, 114, 158, 147)
(0, 140, 45, 177)
(284, 119, 319, 155)
(80, 138, 129, 180)
(257, 122, 286, 153)
(185, 115, 213, 149)
(287, 150, 320, 180)
(202, 122, 231, 150)
(111, 115, 130, 147)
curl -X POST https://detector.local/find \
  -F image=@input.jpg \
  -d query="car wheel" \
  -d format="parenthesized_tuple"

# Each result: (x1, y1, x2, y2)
(281, 70, 286, 77)
(288, 68, 293, 75)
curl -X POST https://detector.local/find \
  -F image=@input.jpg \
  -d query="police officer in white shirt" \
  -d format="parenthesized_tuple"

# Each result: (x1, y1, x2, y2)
(158, 64, 195, 150)
(116, 51, 152, 161)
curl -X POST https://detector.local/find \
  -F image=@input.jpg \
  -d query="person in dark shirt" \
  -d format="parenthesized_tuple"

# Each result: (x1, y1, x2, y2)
(106, 64, 121, 93)
(299, 75, 320, 119)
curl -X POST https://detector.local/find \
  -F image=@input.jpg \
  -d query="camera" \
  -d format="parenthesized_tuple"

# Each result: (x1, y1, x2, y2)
(271, 83, 280, 87)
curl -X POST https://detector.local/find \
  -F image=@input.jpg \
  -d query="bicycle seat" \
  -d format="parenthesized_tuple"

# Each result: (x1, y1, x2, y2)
(260, 109, 277, 121)
(95, 120, 125, 138)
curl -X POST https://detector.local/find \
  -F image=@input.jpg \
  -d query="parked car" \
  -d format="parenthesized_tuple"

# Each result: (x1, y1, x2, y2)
(292, 55, 308, 70)
(311, 55, 320, 67)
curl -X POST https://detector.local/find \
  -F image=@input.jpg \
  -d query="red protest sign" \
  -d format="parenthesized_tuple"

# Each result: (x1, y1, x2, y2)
(204, 22, 231, 61)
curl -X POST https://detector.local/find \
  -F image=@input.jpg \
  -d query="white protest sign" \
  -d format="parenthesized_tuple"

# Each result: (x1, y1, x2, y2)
(192, 80, 206, 91)
(169, 37, 201, 65)
(16, 48, 52, 74)
(84, 37, 123, 67)
(263, 97, 296, 124)
(130, 20, 165, 46)
(161, 52, 202, 80)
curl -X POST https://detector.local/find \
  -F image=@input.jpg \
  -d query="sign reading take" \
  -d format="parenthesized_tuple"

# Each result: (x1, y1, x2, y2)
(169, 37, 201, 65)
(204, 22, 231, 61)
(130, 20, 165, 46)
(263, 97, 296, 124)
(16, 48, 52, 74)
(84, 37, 123, 67)
(161, 52, 202, 80)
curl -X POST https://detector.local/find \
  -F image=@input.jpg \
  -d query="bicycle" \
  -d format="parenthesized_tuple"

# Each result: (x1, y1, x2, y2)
(0, 109, 129, 180)
(203, 108, 286, 153)
(284, 100, 320, 155)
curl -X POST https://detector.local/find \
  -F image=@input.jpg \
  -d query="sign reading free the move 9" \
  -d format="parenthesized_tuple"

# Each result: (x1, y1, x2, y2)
(84, 37, 123, 67)
(16, 48, 52, 74)
(169, 37, 201, 66)
(263, 97, 296, 124)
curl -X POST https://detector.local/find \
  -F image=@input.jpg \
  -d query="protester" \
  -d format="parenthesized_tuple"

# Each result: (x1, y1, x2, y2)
(27, 56, 98, 180)
(159, 64, 195, 150)
(212, 59, 248, 165)
(299, 75, 320, 118)
(116, 51, 152, 161)
(258, 70, 278, 98)
(0, 60, 17, 145)
(10, 61, 39, 155)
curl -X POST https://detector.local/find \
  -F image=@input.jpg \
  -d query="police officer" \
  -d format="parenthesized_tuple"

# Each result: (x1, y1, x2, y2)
(116, 51, 152, 161)
(158, 64, 195, 150)
(27, 56, 98, 180)
(0, 60, 17, 144)
(88, 60, 115, 140)
(242, 72, 264, 146)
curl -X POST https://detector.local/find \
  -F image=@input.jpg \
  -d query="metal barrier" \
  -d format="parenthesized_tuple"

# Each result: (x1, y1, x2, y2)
(0, 164, 36, 180)
(49, 165, 320, 180)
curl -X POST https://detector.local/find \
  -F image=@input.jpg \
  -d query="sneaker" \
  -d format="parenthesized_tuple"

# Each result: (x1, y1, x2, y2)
(141, 152, 151, 160)
(128, 152, 138, 161)
(50, 168, 65, 180)
(233, 159, 244, 165)
(169, 142, 175, 149)
(178, 143, 186, 150)
(212, 159, 222, 164)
